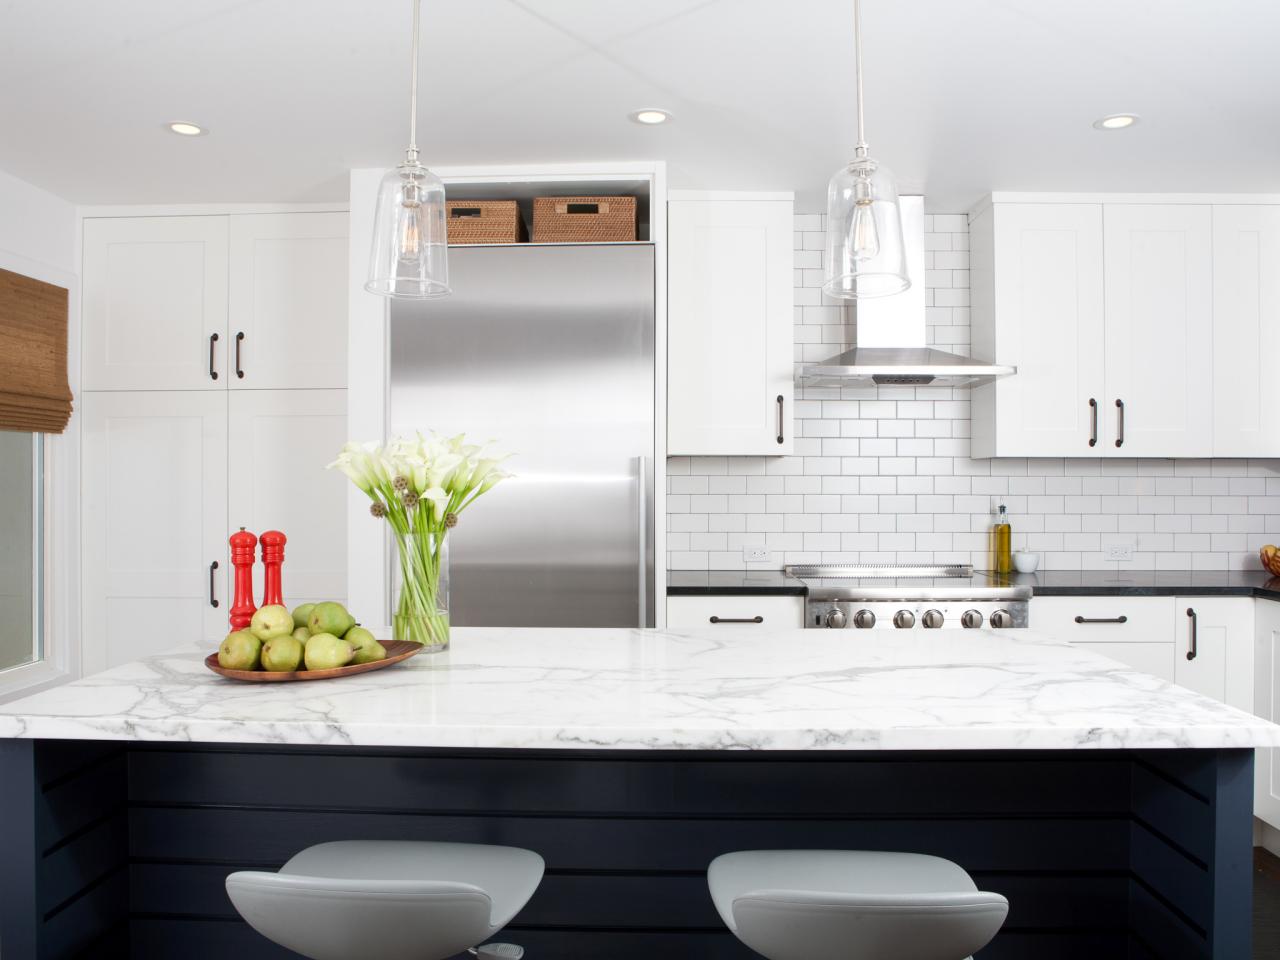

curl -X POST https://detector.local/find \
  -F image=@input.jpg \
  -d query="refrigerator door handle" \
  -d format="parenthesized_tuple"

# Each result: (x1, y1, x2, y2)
(636, 455, 648, 628)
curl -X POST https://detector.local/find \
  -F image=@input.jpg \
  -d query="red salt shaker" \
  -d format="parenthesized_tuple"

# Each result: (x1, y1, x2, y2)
(228, 528, 258, 630)
(260, 530, 287, 608)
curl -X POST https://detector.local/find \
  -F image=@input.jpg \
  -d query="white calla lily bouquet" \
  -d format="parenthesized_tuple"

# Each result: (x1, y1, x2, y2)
(328, 433, 511, 650)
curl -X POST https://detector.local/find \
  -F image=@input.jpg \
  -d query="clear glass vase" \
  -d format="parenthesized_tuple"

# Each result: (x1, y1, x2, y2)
(393, 531, 450, 652)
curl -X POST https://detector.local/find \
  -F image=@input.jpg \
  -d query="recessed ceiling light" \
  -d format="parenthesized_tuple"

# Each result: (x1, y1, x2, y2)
(629, 108, 671, 125)
(1093, 114, 1139, 130)
(166, 121, 207, 137)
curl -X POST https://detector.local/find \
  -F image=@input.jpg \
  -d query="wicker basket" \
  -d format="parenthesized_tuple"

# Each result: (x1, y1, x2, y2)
(532, 196, 637, 243)
(446, 200, 526, 244)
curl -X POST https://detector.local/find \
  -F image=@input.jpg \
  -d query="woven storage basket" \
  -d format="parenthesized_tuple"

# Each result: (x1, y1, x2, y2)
(446, 200, 526, 244)
(532, 196, 637, 242)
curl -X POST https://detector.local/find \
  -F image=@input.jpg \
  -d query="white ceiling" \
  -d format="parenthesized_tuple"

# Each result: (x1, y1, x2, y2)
(2, 0, 1279, 211)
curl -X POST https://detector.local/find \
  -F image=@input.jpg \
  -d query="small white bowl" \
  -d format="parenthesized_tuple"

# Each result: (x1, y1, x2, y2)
(1013, 552, 1040, 574)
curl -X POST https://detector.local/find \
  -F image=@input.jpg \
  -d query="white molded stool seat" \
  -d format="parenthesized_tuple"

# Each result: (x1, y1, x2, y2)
(226, 840, 544, 960)
(708, 850, 1008, 960)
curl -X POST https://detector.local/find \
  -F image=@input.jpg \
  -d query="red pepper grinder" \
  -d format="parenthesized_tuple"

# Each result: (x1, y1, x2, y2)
(228, 528, 258, 630)
(260, 530, 287, 608)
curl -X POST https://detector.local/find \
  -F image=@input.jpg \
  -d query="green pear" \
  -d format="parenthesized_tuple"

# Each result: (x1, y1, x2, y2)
(250, 604, 294, 641)
(303, 633, 354, 671)
(217, 630, 261, 671)
(261, 634, 304, 672)
(291, 603, 316, 630)
(308, 601, 354, 638)
(292, 625, 312, 645)
(345, 626, 386, 665)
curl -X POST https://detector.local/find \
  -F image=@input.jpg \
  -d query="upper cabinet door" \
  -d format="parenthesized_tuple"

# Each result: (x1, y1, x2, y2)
(970, 202, 1105, 457)
(229, 213, 349, 389)
(1212, 205, 1280, 456)
(1102, 204, 1213, 457)
(228, 389, 348, 609)
(80, 390, 229, 674)
(667, 198, 794, 455)
(82, 216, 229, 390)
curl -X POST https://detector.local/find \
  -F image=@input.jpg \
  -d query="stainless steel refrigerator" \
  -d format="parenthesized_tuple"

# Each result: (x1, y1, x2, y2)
(389, 244, 655, 628)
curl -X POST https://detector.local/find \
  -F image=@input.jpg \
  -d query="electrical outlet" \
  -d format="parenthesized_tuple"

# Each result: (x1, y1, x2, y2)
(743, 547, 771, 563)
(1105, 542, 1135, 562)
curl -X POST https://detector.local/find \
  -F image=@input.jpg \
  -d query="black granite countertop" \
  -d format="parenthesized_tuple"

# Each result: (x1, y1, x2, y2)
(667, 569, 1280, 601)
(666, 570, 807, 596)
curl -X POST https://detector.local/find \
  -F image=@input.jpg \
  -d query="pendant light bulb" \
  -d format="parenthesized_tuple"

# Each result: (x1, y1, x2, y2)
(822, 0, 909, 299)
(366, 0, 451, 300)
(850, 172, 880, 262)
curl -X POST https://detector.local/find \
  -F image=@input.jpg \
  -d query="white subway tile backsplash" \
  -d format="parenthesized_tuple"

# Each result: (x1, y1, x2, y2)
(667, 213, 1280, 570)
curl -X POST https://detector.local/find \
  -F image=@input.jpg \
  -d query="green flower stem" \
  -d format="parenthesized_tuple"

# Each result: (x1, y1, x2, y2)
(392, 508, 449, 650)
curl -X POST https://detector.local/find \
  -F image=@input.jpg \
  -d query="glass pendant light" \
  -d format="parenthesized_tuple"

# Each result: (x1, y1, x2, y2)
(822, 0, 909, 299)
(366, 0, 451, 299)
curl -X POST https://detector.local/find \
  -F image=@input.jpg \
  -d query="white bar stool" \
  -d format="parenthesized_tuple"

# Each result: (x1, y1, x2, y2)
(707, 850, 1008, 960)
(226, 840, 544, 960)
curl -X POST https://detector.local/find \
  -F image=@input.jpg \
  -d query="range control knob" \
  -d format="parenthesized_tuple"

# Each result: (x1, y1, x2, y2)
(990, 609, 1014, 629)
(824, 608, 847, 629)
(961, 609, 984, 629)
(921, 609, 945, 629)
(893, 609, 916, 629)
(852, 609, 877, 629)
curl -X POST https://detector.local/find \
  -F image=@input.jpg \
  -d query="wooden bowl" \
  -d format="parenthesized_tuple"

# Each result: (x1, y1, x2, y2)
(205, 639, 424, 682)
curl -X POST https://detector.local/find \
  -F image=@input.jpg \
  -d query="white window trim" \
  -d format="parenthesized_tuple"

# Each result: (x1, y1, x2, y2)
(0, 253, 80, 704)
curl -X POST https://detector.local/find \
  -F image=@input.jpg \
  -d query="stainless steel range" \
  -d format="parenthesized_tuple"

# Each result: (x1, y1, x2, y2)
(785, 564, 1031, 630)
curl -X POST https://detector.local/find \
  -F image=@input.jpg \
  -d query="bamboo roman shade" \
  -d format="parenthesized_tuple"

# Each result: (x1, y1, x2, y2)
(0, 267, 72, 433)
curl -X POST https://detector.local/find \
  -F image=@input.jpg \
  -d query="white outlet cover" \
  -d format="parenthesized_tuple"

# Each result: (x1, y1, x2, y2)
(1105, 542, 1135, 561)
(743, 548, 771, 562)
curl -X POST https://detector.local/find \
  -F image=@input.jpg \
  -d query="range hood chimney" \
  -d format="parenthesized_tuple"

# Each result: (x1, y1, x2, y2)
(798, 197, 1015, 387)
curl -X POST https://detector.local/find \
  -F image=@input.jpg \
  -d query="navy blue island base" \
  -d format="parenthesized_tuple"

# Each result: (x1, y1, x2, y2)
(0, 741, 1255, 959)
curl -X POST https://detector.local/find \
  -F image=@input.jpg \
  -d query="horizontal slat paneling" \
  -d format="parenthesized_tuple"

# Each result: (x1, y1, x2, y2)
(40, 868, 129, 959)
(129, 808, 1130, 873)
(129, 749, 1129, 816)
(1128, 878, 1208, 960)
(39, 813, 128, 916)
(128, 917, 1125, 960)
(1129, 822, 1210, 930)
(1130, 762, 1211, 864)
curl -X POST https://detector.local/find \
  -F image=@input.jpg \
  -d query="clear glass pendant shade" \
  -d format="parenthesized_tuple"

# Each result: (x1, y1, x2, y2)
(823, 157, 910, 299)
(365, 159, 451, 299)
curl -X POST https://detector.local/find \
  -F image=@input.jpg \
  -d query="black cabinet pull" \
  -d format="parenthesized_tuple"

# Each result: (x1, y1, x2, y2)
(209, 561, 220, 608)
(776, 395, 785, 445)
(208, 332, 219, 380)
(1074, 615, 1128, 624)
(1088, 398, 1097, 447)
(1186, 607, 1197, 661)
(709, 616, 764, 624)
(1115, 398, 1125, 447)
(235, 332, 246, 379)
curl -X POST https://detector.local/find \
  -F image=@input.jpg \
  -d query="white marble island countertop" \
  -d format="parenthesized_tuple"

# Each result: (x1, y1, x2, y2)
(1, 627, 1278, 751)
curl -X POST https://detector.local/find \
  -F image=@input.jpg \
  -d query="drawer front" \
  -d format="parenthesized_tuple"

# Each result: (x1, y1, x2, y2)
(1031, 596, 1175, 643)
(1072, 641, 1176, 682)
(666, 596, 804, 630)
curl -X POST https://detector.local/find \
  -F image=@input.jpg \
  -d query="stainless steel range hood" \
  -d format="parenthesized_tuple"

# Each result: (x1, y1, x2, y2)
(798, 197, 1015, 387)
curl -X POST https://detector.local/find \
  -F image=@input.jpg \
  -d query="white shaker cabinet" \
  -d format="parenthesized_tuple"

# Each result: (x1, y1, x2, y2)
(969, 203, 1105, 457)
(82, 217, 229, 390)
(1173, 598, 1254, 709)
(81, 391, 229, 673)
(667, 195, 794, 455)
(227, 390, 349, 609)
(82, 212, 348, 391)
(1102, 205, 1213, 457)
(1255, 599, 1280, 830)
(1030, 596, 1176, 681)
(228, 213, 349, 389)
(1212, 205, 1280, 456)
(666, 595, 804, 630)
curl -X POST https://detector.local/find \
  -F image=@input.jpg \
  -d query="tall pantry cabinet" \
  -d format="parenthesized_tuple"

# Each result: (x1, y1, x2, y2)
(80, 212, 349, 673)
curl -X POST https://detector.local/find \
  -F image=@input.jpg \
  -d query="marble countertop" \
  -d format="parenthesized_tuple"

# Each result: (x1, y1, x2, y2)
(668, 568, 1280, 600)
(2, 628, 1277, 751)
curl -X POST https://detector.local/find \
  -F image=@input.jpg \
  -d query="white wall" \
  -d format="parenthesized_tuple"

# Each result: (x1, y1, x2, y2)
(0, 166, 76, 281)
(667, 213, 1280, 573)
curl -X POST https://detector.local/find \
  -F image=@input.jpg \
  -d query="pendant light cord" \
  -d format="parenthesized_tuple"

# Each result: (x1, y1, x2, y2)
(406, 0, 421, 162)
(854, 0, 868, 160)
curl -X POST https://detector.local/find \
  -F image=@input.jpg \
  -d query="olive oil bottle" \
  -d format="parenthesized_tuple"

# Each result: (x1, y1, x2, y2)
(993, 503, 1012, 575)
